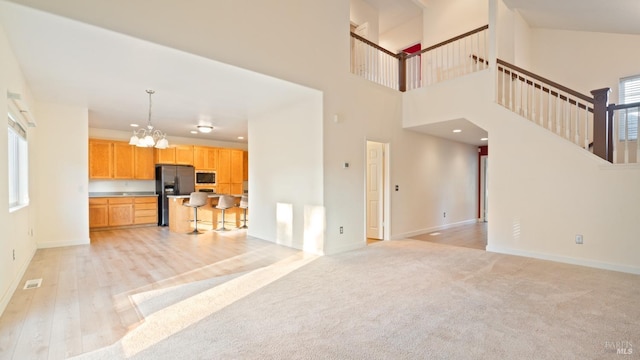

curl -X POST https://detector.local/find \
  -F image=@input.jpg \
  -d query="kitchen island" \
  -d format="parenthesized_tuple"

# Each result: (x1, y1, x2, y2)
(167, 194, 244, 233)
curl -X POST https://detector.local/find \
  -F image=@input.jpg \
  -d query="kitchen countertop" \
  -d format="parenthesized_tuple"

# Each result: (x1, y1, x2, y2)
(89, 192, 158, 198)
(167, 194, 244, 199)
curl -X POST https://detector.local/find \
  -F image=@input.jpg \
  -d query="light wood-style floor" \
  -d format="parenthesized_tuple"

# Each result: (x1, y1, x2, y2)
(410, 222, 487, 250)
(1, 223, 488, 359)
(0, 227, 299, 360)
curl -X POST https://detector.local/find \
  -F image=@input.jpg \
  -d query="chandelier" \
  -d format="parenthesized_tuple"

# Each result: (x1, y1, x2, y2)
(129, 89, 169, 149)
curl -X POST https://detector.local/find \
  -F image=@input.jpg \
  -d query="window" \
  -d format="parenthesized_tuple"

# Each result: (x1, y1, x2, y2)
(618, 75, 640, 141)
(8, 110, 29, 210)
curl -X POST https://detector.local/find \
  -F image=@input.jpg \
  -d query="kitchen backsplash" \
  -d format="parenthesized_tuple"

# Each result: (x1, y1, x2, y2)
(89, 180, 155, 193)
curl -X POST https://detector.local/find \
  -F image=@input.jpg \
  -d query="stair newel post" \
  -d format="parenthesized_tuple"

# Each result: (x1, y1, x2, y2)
(398, 52, 407, 92)
(591, 87, 612, 162)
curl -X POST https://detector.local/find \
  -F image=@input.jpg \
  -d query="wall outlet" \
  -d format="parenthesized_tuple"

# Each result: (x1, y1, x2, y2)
(13, 249, 15, 261)
(339, 226, 344, 234)
(443, 212, 446, 218)
(575, 234, 583, 244)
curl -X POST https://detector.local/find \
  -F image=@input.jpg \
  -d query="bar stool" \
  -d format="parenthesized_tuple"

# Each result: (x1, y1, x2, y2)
(183, 192, 209, 234)
(238, 195, 249, 229)
(215, 195, 236, 231)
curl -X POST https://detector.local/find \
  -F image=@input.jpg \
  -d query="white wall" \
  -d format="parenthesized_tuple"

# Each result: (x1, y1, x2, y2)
(33, 103, 90, 248)
(0, 22, 37, 315)
(389, 130, 478, 238)
(349, 0, 380, 43)
(248, 93, 324, 254)
(379, 15, 422, 53)
(423, 0, 488, 46)
(404, 69, 640, 274)
(529, 29, 640, 102)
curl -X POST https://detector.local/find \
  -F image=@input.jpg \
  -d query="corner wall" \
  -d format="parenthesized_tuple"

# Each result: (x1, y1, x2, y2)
(33, 102, 90, 248)
(0, 22, 37, 315)
(403, 70, 640, 274)
(248, 93, 325, 254)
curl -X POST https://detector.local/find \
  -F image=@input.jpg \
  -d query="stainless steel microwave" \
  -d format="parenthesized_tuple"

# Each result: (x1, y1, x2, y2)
(195, 171, 216, 185)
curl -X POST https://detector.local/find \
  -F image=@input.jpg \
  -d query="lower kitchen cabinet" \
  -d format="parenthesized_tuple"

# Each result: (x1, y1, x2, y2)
(89, 196, 158, 229)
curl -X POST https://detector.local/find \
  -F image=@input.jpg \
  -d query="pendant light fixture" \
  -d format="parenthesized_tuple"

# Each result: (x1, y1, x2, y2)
(129, 89, 169, 149)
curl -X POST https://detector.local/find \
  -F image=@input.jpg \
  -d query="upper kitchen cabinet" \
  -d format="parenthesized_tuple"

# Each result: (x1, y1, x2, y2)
(193, 146, 218, 170)
(243, 151, 248, 181)
(175, 145, 194, 165)
(89, 139, 113, 179)
(89, 138, 155, 180)
(230, 150, 243, 184)
(134, 146, 155, 179)
(216, 148, 244, 194)
(113, 142, 135, 179)
(154, 145, 194, 165)
(154, 146, 176, 164)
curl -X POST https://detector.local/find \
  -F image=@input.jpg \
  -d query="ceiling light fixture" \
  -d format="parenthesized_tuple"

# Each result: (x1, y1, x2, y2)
(197, 125, 213, 133)
(129, 89, 169, 149)
(480, 137, 488, 141)
(453, 129, 462, 133)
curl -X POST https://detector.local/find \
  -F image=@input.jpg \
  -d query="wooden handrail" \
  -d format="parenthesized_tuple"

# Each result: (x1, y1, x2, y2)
(408, 25, 489, 60)
(350, 32, 400, 58)
(497, 59, 594, 105)
(608, 102, 640, 111)
(497, 66, 594, 112)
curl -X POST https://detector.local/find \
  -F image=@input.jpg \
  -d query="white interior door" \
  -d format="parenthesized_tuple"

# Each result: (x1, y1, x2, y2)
(366, 141, 384, 239)
(480, 155, 488, 222)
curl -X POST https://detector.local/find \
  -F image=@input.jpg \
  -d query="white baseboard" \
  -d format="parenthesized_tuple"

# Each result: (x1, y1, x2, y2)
(0, 245, 37, 316)
(323, 241, 364, 256)
(486, 244, 640, 275)
(391, 219, 478, 240)
(37, 237, 90, 249)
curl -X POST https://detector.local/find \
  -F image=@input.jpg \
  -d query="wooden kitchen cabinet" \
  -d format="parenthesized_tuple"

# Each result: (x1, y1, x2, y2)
(230, 150, 244, 184)
(155, 147, 176, 164)
(215, 148, 244, 194)
(90, 196, 157, 229)
(217, 149, 231, 184)
(134, 197, 158, 224)
(134, 146, 155, 179)
(243, 151, 248, 181)
(175, 145, 194, 165)
(113, 142, 135, 179)
(89, 198, 109, 228)
(155, 145, 194, 165)
(89, 139, 113, 179)
(89, 139, 153, 180)
(108, 197, 134, 226)
(193, 146, 218, 170)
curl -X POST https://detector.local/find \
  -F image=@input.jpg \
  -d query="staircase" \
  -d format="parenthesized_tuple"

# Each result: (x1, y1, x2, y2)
(351, 25, 640, 165)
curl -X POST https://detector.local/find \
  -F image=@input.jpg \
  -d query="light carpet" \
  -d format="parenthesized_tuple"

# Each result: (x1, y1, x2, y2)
(72, 240, 640, 359)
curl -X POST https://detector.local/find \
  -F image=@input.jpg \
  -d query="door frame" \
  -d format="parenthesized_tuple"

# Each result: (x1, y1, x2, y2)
(364, 140, 391, 242)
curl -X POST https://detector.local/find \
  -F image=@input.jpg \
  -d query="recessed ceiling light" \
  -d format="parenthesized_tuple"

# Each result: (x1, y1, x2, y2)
(237, 136, 244, 140)
(481, 137, 488, 141)
(130, 124, 139, 127)
(453, 129, 462, 133)
(197, 125, 214, 133)
(190, 130, 198, 134)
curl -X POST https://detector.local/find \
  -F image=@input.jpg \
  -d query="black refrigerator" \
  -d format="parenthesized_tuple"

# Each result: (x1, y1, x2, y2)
(155, 164, 195, 226)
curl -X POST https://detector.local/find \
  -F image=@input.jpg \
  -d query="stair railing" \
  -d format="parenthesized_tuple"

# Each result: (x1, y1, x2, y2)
(350, 25, 489, 92)
(608, 101, 640, 164)
(496, 59, 595, 151)
(350, 32, 400, 90)
(404, 25, 489, 91)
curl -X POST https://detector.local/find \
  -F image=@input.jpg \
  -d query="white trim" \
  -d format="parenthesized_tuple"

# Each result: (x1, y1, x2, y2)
(37, 238, 90, 249)
(0, 245, 36, 316)
(323, 241, 364, 256)
(391, 218, 478, 240)
(486, 244, 640, 275)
